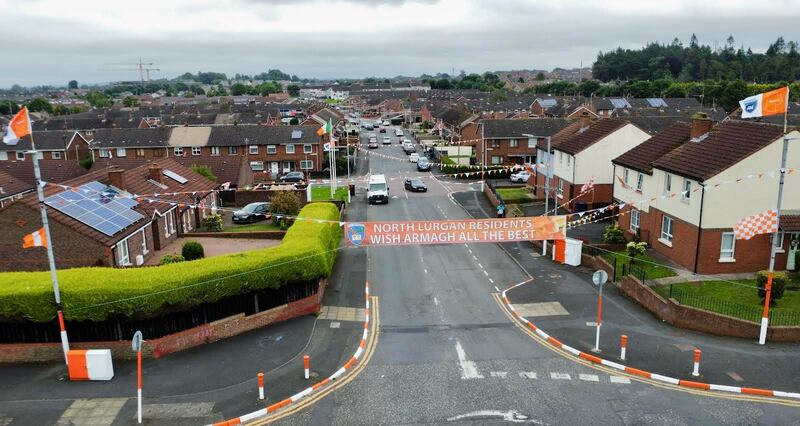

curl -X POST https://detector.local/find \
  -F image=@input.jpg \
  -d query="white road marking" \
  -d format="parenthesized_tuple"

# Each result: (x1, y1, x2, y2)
(490, 371, 508, 378)
(424, 268, 428, 274)
(330, 322, 341, 328)
(489, 278, 494, 284)
(477, 263, 484, 269)
(609, 376, 631, 384)
(455, 341, 483, 379)
(468, 248, 473, 254)
(550, 372, 571, 380)
(494, 286, 500, 292)
(519, 372, 538, 379)
(447, 410, 542, 424)
(579, 374, 599, 382)
(585, 321, 597, 327)
(433, 297, 439, 306)
(483, 270, 489, 276)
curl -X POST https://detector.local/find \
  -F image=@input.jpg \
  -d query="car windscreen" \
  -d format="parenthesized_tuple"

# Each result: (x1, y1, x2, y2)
(242, 204, 260, 212)
(410, 179, 423, 186)
(369, 183, 387, 192)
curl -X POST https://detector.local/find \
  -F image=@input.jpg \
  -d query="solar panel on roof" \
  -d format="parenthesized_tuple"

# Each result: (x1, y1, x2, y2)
(44, 181, 144, 237)
(646, 98, 668, 107)
(610, 98, 631, 109)
(538, 99, 557, 107)
(291, 130, 302, 139)
(163, 170, 188, 184)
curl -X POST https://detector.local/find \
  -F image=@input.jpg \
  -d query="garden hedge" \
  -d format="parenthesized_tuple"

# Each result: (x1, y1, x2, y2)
(0, 202, 342, 323)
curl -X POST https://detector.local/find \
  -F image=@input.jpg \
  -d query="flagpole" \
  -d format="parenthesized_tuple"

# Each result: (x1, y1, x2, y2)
(29, 132, 71, 364)
(758, 86, 791, 345)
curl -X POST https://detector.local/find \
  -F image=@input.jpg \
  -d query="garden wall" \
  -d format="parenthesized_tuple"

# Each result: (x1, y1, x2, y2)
(618, 275, 800, 342)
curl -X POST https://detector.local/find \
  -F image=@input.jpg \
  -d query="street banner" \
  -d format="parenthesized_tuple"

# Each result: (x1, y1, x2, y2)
(345, 216, 566, 246)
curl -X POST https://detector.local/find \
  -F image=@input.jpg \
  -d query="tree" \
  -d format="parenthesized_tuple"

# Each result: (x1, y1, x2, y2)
(230, 83, 248, 96)
(123, 96, 140, 107)
(289, 117, 299, 125)
(256, 81, 281, 96)
(625, 242, 647, 265)
(0, 101, 20, 115)
(191, 164, 217, 182)
(26, 97, 53, 113)
(287, 84, 300, 97)
(536, 72, 545, 81)
(85, 91, 113, 108)
(68, 80, 79, 90)
(517, 77, 525, 83)
(53, 105, 72, 116)
(269, 191, 301, 228)
(603, 224, 626, 244)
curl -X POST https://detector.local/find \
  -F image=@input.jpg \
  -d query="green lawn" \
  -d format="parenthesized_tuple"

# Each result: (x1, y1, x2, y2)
(226, 222, 282, 232)
(311, 186, 348, 202)
(653, 279, 800, 325)
(323, 98, 340, 105)
(496, 187, 533, 203)
(601, 250, 678, 281)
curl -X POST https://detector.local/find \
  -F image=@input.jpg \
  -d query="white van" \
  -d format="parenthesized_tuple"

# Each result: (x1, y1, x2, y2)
(367, 174, 389, 204)
(395, 128, 404, 137)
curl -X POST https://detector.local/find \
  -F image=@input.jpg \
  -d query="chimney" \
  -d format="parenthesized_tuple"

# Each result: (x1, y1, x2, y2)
(580, 111, 592, 129)
(108, 169, 125, 190)
(690, 112, 712, 140)
(149, 165, 163, 183)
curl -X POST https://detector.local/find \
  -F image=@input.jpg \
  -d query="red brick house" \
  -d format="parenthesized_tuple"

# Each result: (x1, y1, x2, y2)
(474, 118, 571, 166)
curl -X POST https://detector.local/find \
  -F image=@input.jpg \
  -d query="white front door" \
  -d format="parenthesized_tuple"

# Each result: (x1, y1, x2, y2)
(283, 161, 293, 173)
(270, 161, 280, 176)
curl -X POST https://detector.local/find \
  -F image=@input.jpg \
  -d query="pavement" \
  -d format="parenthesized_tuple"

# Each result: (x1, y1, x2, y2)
(453, 189, 800, 393)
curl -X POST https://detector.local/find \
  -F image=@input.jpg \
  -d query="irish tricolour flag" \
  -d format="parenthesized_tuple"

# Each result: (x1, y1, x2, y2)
(3, 106, 32, 145)
(739, 87, 789, 119)
(317, 118, 333, 136)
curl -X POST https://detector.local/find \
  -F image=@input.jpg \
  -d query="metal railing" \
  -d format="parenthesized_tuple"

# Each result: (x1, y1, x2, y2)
(669, 286, 800, 326)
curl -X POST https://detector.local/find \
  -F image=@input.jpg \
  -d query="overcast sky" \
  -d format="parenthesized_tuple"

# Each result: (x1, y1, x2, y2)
(1, 0, 799, 87)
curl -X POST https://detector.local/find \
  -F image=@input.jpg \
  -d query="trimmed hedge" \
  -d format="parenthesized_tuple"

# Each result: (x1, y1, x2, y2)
(0, 203, 342, 323)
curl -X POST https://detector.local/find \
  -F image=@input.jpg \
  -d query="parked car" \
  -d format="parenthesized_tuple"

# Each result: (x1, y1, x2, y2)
(278, 171, 306, 182)
(402, 141, 414, 153)
(404, 178, 427, 192)
(409, 152, 420, 162)
(510, 170, 531, 183)
(417, 157, 431, 171)
(379, 128, 387, 133)
(382, 136, 391, 145)
(383, 120, 390, 126)
(232, 202, 270, 223)
(369, 133, 377, 139)
(368, 140, 379, 148)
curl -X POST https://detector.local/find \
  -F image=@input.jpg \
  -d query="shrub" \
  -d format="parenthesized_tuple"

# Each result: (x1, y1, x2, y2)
(159, 254, 185, 265)
(270, 191, 301, 225)
(603, 224, 626, 244)
(756, 270, 788, 305)
(182, 241, 205, 261)
(78, 156, 93, 170)
(0, 203, 341, 322)
(626, 241, 647, 265)
(191, 164, 217, 182)
(204, 213, 223, 232)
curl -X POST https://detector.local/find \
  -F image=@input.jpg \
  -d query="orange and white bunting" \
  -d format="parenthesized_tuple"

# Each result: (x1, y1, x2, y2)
(734, 209, 778, 240)
(22, 227, 47, 248)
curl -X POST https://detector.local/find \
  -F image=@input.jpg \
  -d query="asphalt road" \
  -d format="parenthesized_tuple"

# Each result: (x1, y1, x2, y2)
(275, 125, 800, 426)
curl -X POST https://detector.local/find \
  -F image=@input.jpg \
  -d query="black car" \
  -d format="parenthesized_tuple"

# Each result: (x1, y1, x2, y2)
(278, 171, 305, 183)
(404, 178, 427, 192)
(417, 157, 431, 171)
(233, 202, 270, 223)
(379, 128, 387, 133)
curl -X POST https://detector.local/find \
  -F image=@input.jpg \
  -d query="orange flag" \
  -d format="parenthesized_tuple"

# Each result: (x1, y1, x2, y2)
(23, 228, 47, 248)
(3, 106, 32, 145)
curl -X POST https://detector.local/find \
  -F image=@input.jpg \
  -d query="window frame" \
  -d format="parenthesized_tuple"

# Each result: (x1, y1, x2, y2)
(0, 151, 7, 161)
(116, 148, 127, 157)
(117, 239, 130, 266)
(720, 232, 735, 261)
(636, 173, 644, 191)
(210, 146, 220, 156)
(630, 209, 640, 232)
(303, 144, 312, 154)
(51, 151, 62, 160)
(250, 161, 264, 171)
(173, 147, 184, 156)
(286, 144, 295, 154)
(191, 147, 202, 156)
(98, 148, 110, 158)
(228, 146, 238, 155)
(509, 138, 518, 148)
(660, 215, 674, 245)
(266, 145, 277, 154)
(135, 148, 145, 158)
(557, 178, 564, 197)
(682, 179, 691, 201)
(490, 155, 502, 165)
(249, 145, 259, 155)
(300, 160, 313, 170)
(623, 168, 629, 185)
(664, 173, 672, 193)
(140, 228, 148, 255)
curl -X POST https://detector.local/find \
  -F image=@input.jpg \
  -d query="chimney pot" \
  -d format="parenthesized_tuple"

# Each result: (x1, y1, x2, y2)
(149, 165, 163, 183)
(690, 112, 712, 140)
(108, 169, 125, 190)
(580, 111, 592, 129)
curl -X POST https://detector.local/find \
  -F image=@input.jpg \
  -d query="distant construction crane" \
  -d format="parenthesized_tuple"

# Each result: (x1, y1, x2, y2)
(103, 58, 160, 85)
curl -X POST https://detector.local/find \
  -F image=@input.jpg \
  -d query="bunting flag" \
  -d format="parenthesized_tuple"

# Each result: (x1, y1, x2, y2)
(317, 118, 333, 136)
(22, 228, 47, 248)
(734, 210, 778, 240)
(739, 87, 789, 119)
(580, 177, 595, 194)
(616, 175, 629, 189)
(3, 106, 32, 145)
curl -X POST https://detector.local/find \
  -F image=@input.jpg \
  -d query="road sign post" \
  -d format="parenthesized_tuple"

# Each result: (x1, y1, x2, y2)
(592, 270, 608, 353)
(132, 331, 143, 424)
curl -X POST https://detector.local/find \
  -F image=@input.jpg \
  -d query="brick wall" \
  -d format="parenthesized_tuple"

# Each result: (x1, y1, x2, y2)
(483, 184, 500, 208)
(618, 275, 800, 342)
(0, 279, 328, 363)
(0, 203, 110, 271)
(648, 207, 701, 272)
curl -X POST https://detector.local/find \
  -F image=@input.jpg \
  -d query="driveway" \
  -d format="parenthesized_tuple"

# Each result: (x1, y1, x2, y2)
(144, 236, 281, 265)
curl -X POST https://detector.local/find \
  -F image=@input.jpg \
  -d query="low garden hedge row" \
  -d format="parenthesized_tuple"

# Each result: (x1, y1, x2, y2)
(0, 202, 342, 323)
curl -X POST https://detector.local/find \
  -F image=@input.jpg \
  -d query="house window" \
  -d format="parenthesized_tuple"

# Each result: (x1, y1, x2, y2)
(559, 152, 563, 164)
(774, 231, 785, 250)
(286, 144, 295, 154)
(191, 147, 201, 156)
(557, 178, 564, 196)
(211, 147, 220, 156)
(228, 146, 238, 155)
(250, 161, 264, 171)
(249, 145, 258, 155)
(136, 149, 145, 157)
(528, 138, 537, 148)
(154, 149, 164, 157)
(174, 147, 184, 156)
(283, 161, 293, 171)
(720, 232, 735, 260)
(140, 228, 148, 255)
(491, 156, 502, 165)
(52, 151, 62, 160)
(168, 211, 176, 234)
(303, 144, 312, 154)
(509, 139, 518, 148)
(0, 151, 7, 161)
(682, 179, 691, 200)
(117, 239, 130, 266)
(660, 215, 674, 244)
(566, 155, 571, 166)
(624, 169, 629, 184)
(116, 148, 127, 157)
(630, 209, 640, 232)
(267, 145, 277, 154)
(300, 160, 313, 170)
(636, 173, 644, 191)
(490, 140, 500, 148)
(98, 149, 110, 158)
(664, 173, 672, 193)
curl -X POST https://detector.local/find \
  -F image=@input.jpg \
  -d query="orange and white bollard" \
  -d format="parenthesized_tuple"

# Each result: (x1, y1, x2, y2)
(692, 348, 701, 377)
(303, 355, 310, 380)
(257, 373, 265, 400)
(620, 335, 628, 361)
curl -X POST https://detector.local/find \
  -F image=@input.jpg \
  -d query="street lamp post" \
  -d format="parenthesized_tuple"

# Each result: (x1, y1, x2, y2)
(524, 133, 552, 256)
